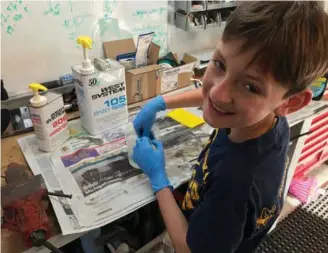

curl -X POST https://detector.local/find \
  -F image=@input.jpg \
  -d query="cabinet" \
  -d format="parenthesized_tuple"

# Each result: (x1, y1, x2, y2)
(293, 110, 328, 178)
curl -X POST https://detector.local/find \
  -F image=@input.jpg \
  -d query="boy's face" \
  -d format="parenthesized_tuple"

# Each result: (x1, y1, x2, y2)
(202, 40, 309, 129)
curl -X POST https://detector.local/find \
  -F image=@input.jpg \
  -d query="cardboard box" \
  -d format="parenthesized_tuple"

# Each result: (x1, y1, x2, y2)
(156, 53, 197, 95)
(103, 38, 160, 104)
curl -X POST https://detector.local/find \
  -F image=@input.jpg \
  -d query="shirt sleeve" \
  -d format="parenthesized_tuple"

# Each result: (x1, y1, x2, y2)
(186, 172, 250, 253)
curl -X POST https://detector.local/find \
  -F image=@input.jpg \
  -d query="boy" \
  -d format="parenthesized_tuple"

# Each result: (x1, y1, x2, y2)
(132, 2, 328, 253)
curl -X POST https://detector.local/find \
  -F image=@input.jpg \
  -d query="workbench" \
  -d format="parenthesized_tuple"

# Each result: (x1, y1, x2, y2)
(1, 111, 85, 253)
(1, 86, 195, 253)
(2, 88, 327, 253)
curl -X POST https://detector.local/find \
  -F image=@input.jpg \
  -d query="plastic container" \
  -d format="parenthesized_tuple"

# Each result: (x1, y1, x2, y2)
(28, 83, 69, 152)
(125, 122, 139, 168)
(72, 35, 129, 135)
(125, 122, 160, 169)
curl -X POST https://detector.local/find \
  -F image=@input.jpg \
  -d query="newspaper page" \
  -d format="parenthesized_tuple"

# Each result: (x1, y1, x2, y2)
(18, 111, 212, 235)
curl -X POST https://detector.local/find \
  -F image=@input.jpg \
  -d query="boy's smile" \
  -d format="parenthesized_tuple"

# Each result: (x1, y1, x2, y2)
(201, 39, 309, 141)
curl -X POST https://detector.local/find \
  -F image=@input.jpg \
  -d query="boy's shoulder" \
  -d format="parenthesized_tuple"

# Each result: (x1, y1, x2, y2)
(231, 116, 290, 159)
(209, 116, 290, 202)
(217, 116, 290, 175)
(246, 116, 290, 184)
(220, 117, 290, 235)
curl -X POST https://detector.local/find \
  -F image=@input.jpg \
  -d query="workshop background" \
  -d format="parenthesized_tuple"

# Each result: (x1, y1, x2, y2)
(1, 1, 328, 253)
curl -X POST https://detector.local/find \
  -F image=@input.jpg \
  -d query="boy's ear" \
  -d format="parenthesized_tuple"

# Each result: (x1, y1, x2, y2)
(275, 89, 312, 116)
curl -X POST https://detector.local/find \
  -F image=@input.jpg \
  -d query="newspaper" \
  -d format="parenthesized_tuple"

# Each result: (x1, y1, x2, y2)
(18, 112, 211, 235)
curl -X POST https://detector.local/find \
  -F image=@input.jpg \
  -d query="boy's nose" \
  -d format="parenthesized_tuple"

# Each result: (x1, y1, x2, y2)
(210, 79, 233, 104)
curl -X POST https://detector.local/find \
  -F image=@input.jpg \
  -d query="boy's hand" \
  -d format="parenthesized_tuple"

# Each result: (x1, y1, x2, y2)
(133, 96, 166, 137)
(133, 136, 171, 193)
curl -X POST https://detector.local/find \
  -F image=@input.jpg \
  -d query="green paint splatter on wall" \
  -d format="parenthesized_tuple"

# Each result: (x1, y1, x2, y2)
(44, 3, 61, 16)
(12, 13, 23, 22)
(68, 0, 73, 12)
(104, 0, 117, 18)
(6, 2, 18, 12)
(63, 13, 92, 30)
(24, 6, 31, 13)
(6, 25, 14, 34)
(1, 0, 31, 35)
(67, 31, 78, 40)
(133, 7, 167, 19)
(1, 14, 9, 26)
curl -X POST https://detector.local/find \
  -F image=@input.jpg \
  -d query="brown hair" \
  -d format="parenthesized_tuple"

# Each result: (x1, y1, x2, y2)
(222, 1, 328, 97)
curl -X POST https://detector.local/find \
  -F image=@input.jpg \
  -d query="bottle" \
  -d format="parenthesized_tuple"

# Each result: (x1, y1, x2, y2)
(125, 122, 139, 168)
(72, 35, 128, 135)
(28, 83, 69, 152)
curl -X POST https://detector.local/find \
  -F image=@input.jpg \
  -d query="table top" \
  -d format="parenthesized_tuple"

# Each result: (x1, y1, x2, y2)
(2, 84, 324, 253)
(0, 85, 191, 253)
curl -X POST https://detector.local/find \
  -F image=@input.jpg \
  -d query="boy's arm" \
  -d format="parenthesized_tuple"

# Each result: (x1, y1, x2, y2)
(132, 137, 191, 253)
(133, 87, 203, 137)
(163, 87, 203, 109)
(156, 188, 191, 253)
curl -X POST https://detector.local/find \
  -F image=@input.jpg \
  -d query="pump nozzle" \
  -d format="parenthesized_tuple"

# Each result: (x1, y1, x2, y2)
(76, 36, 94, 74)
(29, 83, 48, 107)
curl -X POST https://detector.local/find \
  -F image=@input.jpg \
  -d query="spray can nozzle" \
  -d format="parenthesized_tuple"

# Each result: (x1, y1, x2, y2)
(29, 83, 48, 107)
(77, 35, 94, 74)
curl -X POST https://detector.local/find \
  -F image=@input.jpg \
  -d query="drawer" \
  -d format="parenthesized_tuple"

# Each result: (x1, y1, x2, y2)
(308, 118, 328, 134)
(311, 110, 328, 125)
(301, 109, 328, 154)
(304, 126, 328, 146)
(294, 149, 325, 178)
(292, 108, 328, 179)
(300, 134, 328, 161)
(299, 140, 327, 162)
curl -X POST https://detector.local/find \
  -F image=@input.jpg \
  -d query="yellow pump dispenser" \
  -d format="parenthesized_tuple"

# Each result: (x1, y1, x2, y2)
(76, 35, 94, 74)
(29, 83, 48, 107)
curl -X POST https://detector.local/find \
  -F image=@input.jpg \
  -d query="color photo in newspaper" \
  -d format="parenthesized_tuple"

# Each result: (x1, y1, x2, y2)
(57, 127, 141, 197)
(18, 114, 212, 234)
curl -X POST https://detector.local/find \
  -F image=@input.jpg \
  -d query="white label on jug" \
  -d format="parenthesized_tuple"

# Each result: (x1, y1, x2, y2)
(87, 79, 128, 132)
(29, 95, 69, 152)
(72, 63, 128, 136)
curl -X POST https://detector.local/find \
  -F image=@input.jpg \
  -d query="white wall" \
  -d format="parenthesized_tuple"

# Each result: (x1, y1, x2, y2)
(0, 0, 169, 96)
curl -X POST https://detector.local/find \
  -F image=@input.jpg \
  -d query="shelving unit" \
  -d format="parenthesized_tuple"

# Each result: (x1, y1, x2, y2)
(293, 109, 328, 179)
(174, 1, 237, 31)
(175, 12, 207, 31)
(175, 0, 207, 13)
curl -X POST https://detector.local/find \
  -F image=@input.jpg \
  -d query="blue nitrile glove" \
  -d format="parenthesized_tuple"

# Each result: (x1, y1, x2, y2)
(133, 136, 172, 193)
(133, 96, 166, 137)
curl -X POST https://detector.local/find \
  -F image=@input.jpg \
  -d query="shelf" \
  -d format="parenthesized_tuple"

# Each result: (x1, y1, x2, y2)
(175, 12, 226, 31)
(221, 1, 237, 9)
(174, 1, 234, 31)
(176, 1, 237, 13)
(206, 3, 221, 11)
(176, 1, 206, 13)
(207, 2, 237, 11)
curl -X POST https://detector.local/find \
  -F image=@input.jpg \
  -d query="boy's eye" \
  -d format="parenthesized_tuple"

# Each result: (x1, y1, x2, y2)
(212, 60, 226, 72)
(244, 83, 260, 94)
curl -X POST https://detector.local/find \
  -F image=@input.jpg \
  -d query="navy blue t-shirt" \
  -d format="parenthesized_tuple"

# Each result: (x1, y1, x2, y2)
(182, 116, 290, 253)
